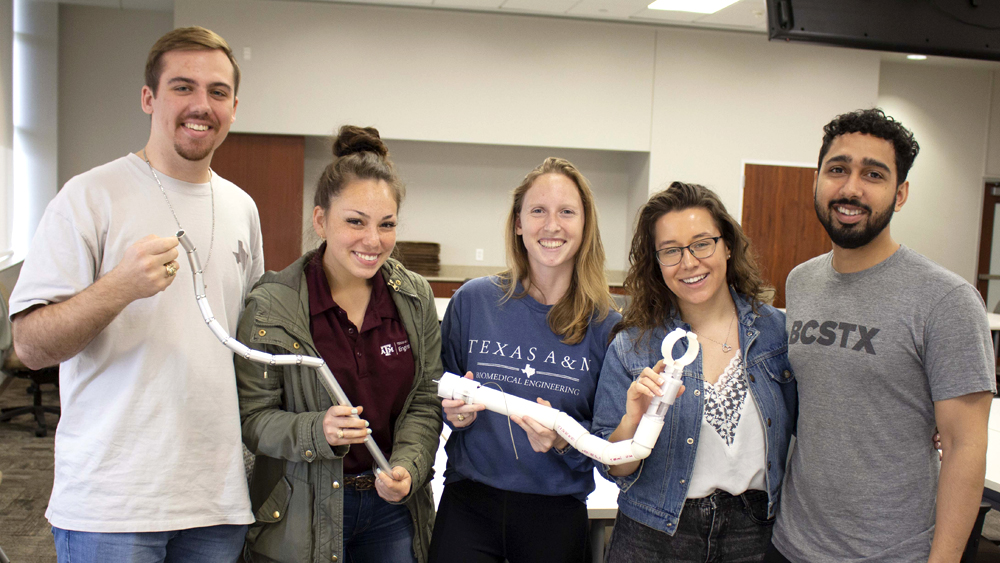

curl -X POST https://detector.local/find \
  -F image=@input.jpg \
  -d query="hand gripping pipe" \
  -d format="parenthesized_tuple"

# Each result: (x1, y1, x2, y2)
(437, 328, 699, 465)
(177, 231, 392, 475)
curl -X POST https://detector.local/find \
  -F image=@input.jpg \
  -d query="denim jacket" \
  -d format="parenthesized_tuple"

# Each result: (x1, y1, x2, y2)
(592, 288, 796, 536)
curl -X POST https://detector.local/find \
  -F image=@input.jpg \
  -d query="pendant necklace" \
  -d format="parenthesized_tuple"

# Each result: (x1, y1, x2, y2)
(141, 149, 215, 272)
(696, 308, 737, 353)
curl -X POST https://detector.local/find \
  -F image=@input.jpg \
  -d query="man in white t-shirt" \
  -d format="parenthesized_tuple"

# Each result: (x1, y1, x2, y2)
(9, 27, 263, 562)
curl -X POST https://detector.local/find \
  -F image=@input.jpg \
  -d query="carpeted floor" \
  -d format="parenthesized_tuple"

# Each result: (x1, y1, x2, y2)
(0, 376, 58, 562)
(1, 375, 1000, 562)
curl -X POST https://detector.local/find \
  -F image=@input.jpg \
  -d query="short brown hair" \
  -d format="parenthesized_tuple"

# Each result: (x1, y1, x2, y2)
(145, 26, 241, 96)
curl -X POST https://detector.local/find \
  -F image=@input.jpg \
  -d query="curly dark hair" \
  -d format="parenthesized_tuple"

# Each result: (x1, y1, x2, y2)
(612, 182, 770, 343)
(818, 108, 920, 184)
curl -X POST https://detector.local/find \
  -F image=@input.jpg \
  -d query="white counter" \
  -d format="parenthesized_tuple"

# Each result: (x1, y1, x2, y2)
(987, 398, 1000, 492)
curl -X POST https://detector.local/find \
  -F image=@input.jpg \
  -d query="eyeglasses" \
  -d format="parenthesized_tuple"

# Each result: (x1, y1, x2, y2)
(655, 236, 722, 267)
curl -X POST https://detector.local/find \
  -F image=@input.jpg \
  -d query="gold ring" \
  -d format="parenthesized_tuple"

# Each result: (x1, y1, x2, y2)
(337, 430, 344, 439)
(457, 414, 466, 422)
(164, 263, 177, 277)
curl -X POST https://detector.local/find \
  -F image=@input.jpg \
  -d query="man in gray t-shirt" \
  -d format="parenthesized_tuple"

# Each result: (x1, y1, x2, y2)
(767, 109, 996, 563)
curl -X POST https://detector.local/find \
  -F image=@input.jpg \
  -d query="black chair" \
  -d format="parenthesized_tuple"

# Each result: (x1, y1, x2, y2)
(0, 295, 60, 437)
(0, 364, 59, 437)
(962, 502, 993, 563)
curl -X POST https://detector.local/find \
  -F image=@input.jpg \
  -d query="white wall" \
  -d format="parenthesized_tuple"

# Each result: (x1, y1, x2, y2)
(175, 0, 656, 152)
(649, 27, 881, 208)
(877, 62, 993, 283)
(46, 1, 1000, 279)
(57, 5, 172, 188)
(0, 0, 11, 260)
(986, 71, 1000, 179)
(303, 136, 640, 272)
(13, 0, 58, 258)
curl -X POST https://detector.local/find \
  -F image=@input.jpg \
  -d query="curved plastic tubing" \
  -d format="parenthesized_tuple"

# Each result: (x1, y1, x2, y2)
(176, 231, 392, 475)
(437, 328, 698, 465)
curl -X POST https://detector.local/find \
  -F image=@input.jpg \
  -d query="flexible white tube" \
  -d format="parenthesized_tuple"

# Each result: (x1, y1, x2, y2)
(436, 328, 698, 465)
(177, 231, 392, 475)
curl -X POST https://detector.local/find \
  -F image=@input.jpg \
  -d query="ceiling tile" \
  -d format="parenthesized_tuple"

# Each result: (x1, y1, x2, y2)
(695, 0, 766, 29)
(500, 0, 579, 14)
(326, 0, 434, 5)
(121, 0, 174, 10)
(567, 0, 650, 19)
(433, 0, 504, 7)
(43, 0, 120, 8)
(628, 8, 700, 23)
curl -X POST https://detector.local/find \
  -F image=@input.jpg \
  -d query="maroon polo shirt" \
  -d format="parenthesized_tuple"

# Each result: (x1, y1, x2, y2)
(306, 249, 415, 474)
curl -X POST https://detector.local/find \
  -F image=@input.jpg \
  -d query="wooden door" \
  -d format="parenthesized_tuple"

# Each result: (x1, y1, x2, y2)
(975, 181, 1000, 302)
(741, 164, 831, 308)
(211, 133, 305, 272)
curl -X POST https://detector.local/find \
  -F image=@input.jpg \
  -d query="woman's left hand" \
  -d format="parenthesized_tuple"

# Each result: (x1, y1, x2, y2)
(375, 466, 412, 503)
(511, 398, 570, 453)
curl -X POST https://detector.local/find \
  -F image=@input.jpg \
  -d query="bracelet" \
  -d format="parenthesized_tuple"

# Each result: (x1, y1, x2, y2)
(553, 444, 571, 455)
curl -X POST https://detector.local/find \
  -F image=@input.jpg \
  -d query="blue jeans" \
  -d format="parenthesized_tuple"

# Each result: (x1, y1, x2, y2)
(342, 482, 416, 563)
(606, 489, 773, 563)
(52, 524, 247, 563)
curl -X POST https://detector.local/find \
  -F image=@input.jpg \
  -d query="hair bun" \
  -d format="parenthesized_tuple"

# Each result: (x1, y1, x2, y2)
(333, 125, 389, 159)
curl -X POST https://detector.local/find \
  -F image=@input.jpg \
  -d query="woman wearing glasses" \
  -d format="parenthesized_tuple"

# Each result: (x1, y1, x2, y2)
(592, 182, 796, 562)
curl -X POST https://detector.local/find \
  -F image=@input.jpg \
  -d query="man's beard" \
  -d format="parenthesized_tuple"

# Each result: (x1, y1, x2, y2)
(174, 114, 218, 162)
(174, 140, 214, 162)
(814, 196, 894, 250)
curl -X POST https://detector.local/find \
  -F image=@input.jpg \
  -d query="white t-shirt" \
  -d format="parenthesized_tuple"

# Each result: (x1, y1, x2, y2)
(10, 154, 264, 532)
(686, 351, 767, 499)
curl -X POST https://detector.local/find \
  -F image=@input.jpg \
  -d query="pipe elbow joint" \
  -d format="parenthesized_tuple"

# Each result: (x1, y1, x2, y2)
(629, 441, 652, 460)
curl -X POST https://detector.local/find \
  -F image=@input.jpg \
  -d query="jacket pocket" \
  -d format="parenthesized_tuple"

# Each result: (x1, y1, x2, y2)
(246, 477, 292, 545)
(760, 352, 794, 385)
(246, 475, 314, 563)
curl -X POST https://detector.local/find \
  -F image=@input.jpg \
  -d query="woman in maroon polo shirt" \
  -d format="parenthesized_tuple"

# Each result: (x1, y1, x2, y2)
(236, 125, 443, 563)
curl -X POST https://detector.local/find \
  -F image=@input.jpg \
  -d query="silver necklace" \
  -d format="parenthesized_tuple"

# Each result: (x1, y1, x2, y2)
(141, 149, 214, 270)
(696, 308, 737, 353)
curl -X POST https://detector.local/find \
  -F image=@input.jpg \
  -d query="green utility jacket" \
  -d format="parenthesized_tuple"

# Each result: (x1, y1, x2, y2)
(236, 252, 443, 563)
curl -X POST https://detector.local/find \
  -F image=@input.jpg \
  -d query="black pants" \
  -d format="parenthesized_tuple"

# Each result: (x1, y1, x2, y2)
(427, 479, 589, 563)
(606, 490, 774, 563)
(762, 541, 793, 563)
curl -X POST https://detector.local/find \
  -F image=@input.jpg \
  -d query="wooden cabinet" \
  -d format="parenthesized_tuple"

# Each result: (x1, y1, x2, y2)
(429, 281, 464, 298)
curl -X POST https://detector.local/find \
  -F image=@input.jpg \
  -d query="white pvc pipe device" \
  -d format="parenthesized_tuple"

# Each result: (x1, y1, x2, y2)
(437, 328, 698, 465)
(177, 231, 392, 475)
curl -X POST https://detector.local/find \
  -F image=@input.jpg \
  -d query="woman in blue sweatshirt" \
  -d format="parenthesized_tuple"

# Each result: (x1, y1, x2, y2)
(427, 157, 621, 563)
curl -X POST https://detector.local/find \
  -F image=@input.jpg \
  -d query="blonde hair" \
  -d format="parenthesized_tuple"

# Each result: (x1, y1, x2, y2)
(498, 157, 614, 345)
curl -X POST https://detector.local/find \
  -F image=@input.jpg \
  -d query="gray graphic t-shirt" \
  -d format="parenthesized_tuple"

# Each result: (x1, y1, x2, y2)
(774, 246, 995, 562)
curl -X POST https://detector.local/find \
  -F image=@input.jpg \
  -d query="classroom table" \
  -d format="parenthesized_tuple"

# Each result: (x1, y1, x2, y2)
(987, 397, 1000, 494)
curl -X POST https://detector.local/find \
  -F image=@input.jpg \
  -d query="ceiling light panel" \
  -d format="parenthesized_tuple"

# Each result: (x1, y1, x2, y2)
(695, 0, 766, 29)
(647, 0, 740, 14)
